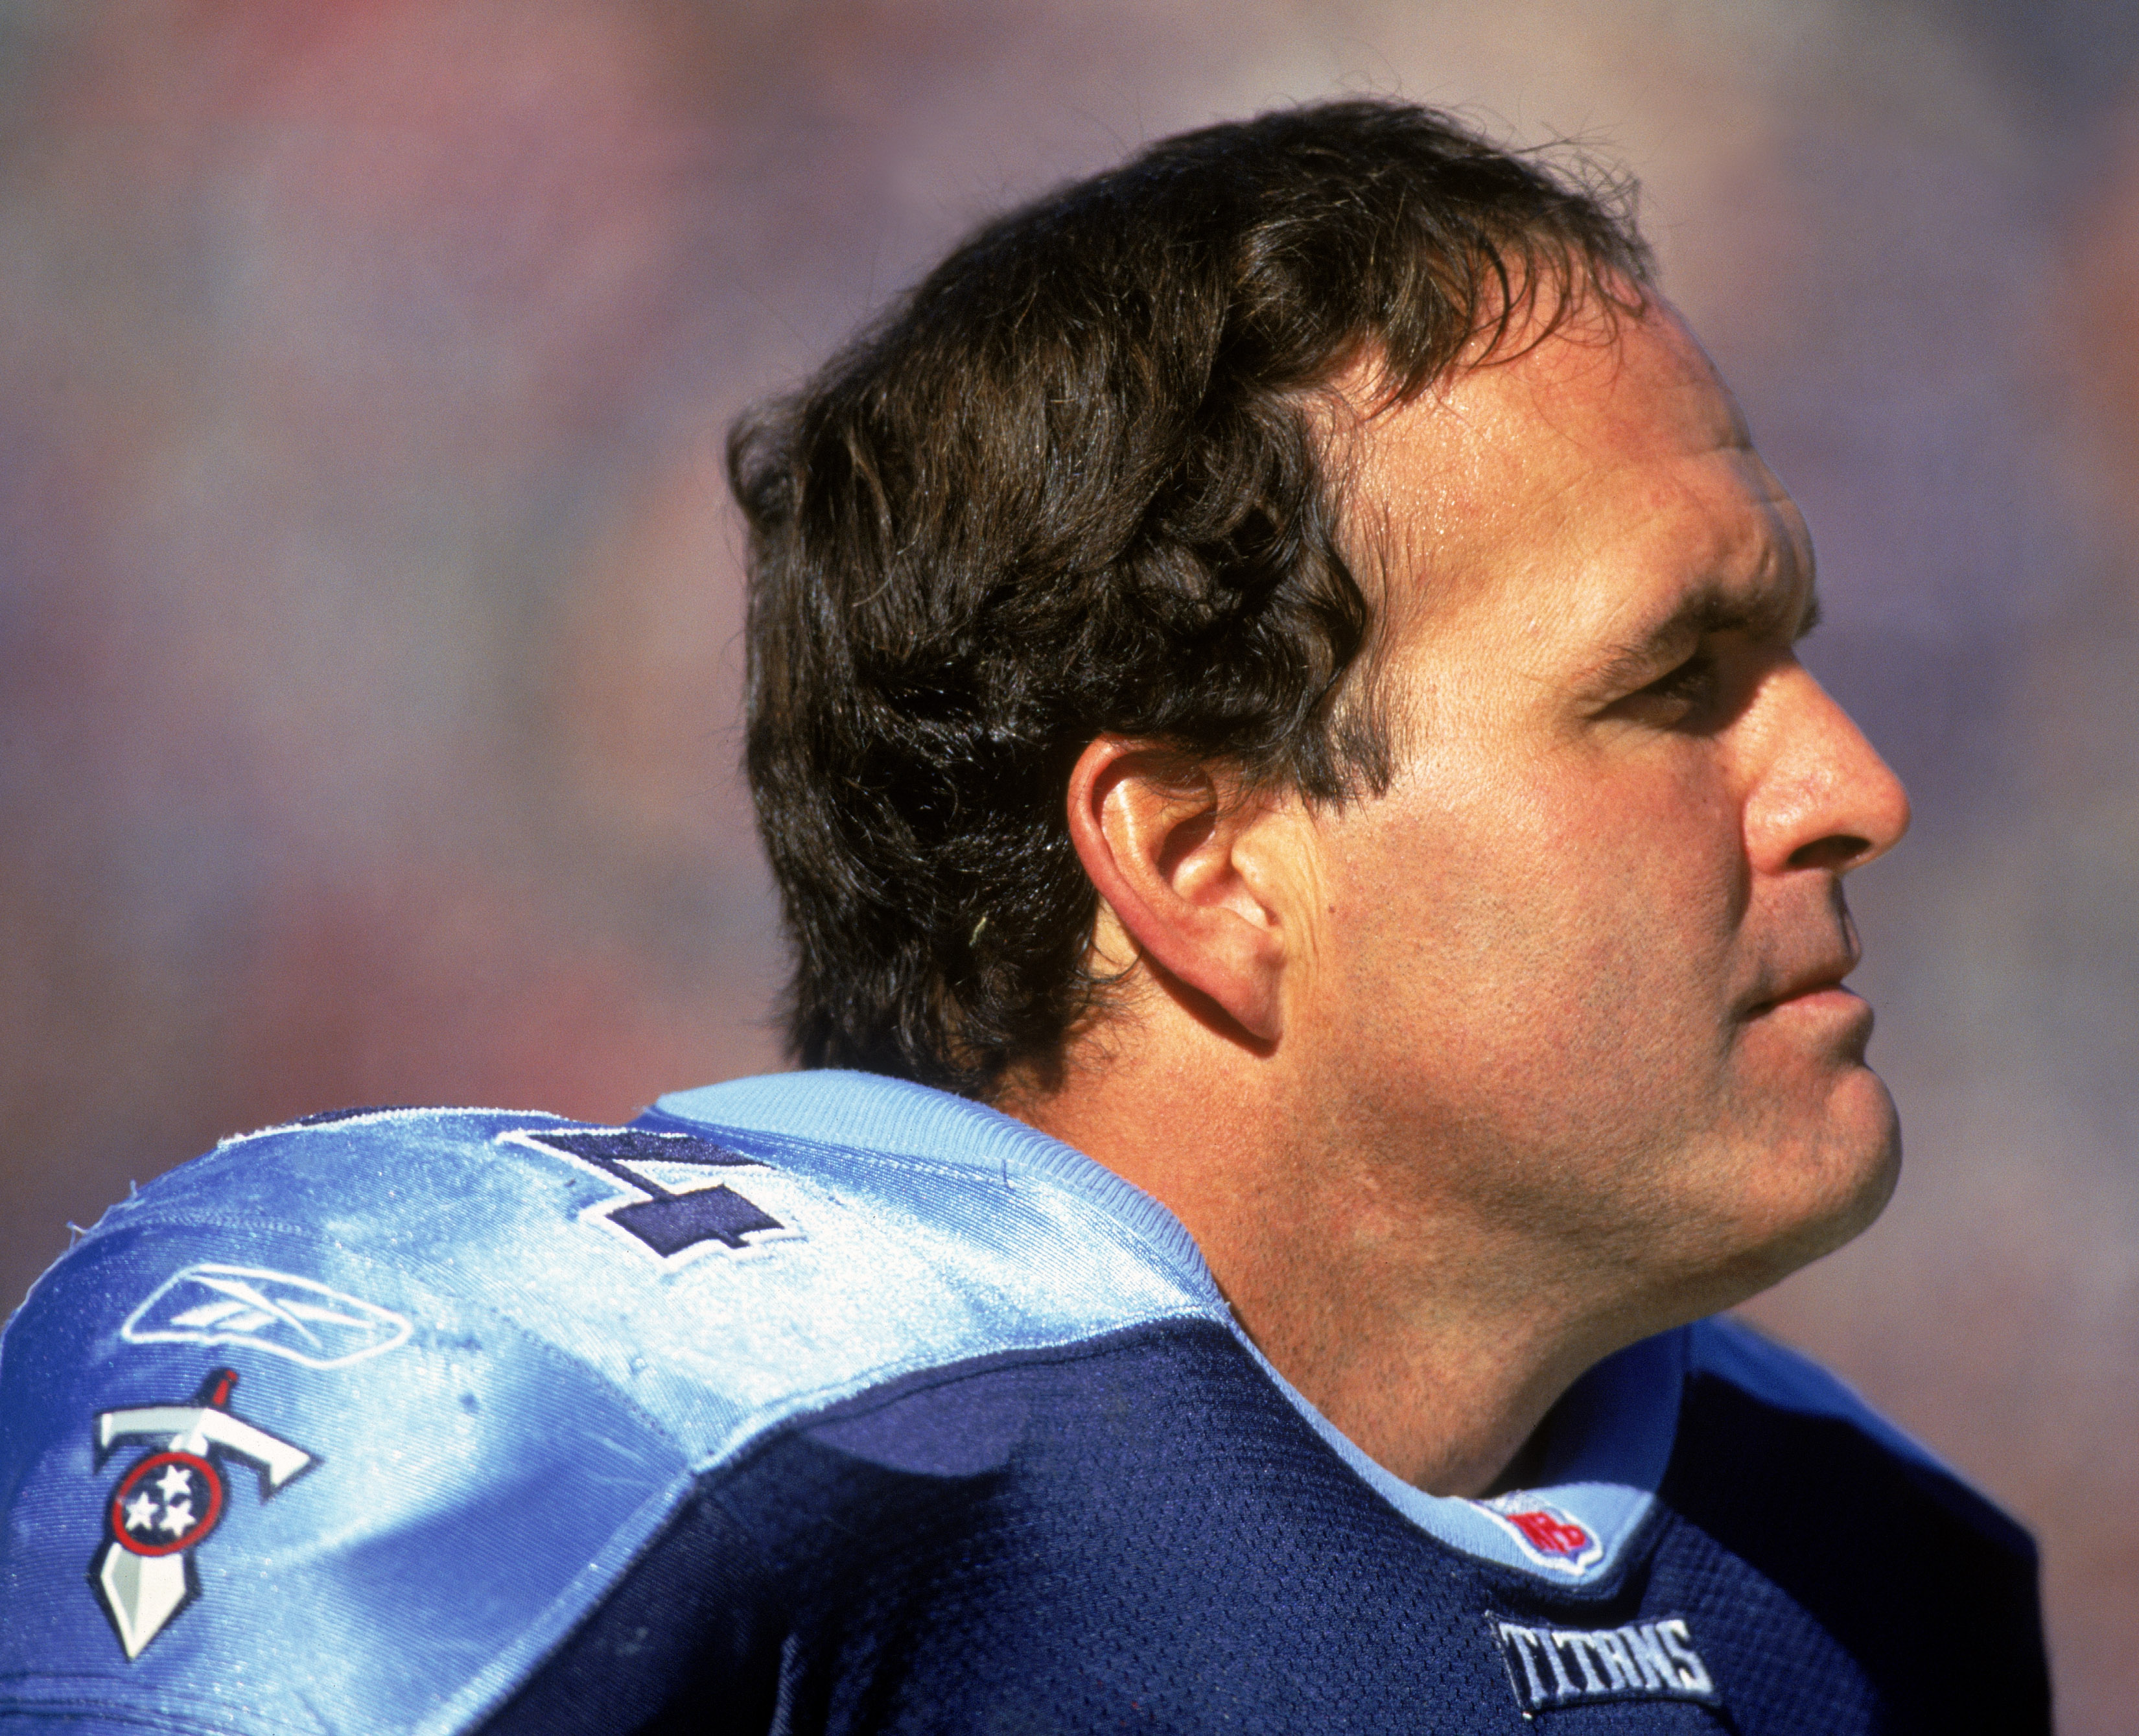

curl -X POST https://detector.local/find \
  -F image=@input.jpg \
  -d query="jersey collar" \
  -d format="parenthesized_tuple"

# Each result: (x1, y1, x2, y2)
(652, 1068, 1681, 1587)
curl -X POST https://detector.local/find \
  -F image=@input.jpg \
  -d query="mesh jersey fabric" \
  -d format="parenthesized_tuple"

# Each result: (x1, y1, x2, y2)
(0, 1068, 2048, 1734)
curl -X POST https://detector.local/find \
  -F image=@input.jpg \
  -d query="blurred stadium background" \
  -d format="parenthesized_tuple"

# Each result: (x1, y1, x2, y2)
(1, 0, 2133, 1724)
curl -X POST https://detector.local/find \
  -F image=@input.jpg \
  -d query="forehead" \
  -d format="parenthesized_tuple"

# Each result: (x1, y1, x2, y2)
(1337, 303, 1810, 672)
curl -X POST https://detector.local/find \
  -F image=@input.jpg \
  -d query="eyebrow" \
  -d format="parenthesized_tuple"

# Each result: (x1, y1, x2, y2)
(1587, 580, 1821, 694)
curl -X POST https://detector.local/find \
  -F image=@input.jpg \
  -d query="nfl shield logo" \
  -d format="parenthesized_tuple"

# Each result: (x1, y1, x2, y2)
(1476, 1494, 1606, 1573)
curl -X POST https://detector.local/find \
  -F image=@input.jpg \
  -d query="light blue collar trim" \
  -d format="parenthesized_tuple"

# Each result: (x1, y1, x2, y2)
(653, 1068, 1681, 1586)
(653, 1069, 1219, 1302)
(1233, 1326, 1682, 1584)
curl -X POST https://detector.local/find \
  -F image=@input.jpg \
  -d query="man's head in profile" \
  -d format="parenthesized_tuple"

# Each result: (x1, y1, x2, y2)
(0, 96, 2049, 1735)
(732, 98, 1909, 1496)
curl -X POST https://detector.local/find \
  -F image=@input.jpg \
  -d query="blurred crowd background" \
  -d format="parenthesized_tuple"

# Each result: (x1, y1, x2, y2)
(1, 0, 2133, 1724)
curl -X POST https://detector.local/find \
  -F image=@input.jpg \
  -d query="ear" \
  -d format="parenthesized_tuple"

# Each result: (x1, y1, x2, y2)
(1064, 736, 1294, 1044)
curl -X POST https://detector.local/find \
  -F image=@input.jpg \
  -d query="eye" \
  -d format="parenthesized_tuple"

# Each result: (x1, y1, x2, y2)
(1626, 645, 1723, 726)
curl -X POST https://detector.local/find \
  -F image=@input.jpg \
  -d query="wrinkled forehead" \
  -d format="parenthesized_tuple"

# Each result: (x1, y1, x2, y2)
(1476, 298, 1747, 442)
(1327, 299, 1784, 614)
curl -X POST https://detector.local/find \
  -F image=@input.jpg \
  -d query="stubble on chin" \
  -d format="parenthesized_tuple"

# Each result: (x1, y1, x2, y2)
(1665, 1057, 1903, 1316)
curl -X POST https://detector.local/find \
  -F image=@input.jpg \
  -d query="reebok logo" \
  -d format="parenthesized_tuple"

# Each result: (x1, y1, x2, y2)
(121, 1265, 412, 1370)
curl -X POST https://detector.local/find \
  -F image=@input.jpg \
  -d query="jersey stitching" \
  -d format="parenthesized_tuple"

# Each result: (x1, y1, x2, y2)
(0, 1677, 326, 1736)
(214, 1107, 576, 1149)
(697, 1315, 1242, 1489)
(685, 1308, 1223, 1479)
(642, 1116, 1022, 1188)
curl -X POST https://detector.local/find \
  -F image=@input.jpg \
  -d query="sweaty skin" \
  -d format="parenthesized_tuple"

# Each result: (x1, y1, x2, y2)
(1018, 299, 1911, 1499)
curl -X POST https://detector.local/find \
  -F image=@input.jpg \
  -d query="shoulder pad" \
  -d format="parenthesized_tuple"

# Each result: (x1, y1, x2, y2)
(0, 1104, 1213, 1731)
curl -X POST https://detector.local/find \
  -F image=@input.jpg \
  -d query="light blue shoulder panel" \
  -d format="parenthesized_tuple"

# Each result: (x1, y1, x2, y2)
(660, 1072, 1696, 1591)
(0, 1085, 1219, 1736)
(2, 1068, 1736, 1735)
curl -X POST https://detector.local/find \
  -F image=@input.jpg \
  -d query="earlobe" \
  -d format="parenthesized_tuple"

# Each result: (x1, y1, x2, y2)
(1064, 736, 1291, 1044)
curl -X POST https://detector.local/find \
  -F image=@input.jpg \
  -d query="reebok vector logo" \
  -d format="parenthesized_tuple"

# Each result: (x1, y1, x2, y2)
(121, 1265, 412, 1369)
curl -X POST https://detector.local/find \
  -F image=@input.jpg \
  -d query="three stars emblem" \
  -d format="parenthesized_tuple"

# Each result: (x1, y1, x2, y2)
(90, 1368, 315, 1659)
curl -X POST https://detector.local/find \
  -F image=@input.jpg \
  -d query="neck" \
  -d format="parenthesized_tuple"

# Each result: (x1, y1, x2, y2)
(1005, 1000, 1644, 1499)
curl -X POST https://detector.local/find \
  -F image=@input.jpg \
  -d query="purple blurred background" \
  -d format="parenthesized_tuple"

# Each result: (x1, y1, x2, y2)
(3, 1, 2134, 1724)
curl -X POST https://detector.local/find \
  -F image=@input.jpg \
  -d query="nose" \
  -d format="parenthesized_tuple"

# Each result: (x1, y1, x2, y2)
(1742, 665, 1911, 876)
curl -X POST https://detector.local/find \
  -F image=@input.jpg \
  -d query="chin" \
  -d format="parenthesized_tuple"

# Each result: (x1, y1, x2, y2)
(1821, 1061, 1902, 1216)
(1788, 1064, 1908, 1257)
(1661, 1068, 1903, 1323)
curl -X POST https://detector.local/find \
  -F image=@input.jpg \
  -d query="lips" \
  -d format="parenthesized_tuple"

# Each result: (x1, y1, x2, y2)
(1742, 959, 1859, 1018)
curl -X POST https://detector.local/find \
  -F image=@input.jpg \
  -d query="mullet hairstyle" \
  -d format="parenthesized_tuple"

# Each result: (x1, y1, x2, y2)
(731, 98, 1653, 1097)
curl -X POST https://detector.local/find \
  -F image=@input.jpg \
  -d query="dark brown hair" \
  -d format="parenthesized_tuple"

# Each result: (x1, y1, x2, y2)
(729, 99, 1652, 1096)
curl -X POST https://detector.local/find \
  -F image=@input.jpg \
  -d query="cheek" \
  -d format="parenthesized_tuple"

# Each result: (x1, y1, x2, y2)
(1338, 758, 1745, 1020)
(1314, 756, 1757, 1177)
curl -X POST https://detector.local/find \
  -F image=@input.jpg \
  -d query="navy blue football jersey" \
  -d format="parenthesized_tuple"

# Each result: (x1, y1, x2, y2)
(0, 1070, 2047, 1732)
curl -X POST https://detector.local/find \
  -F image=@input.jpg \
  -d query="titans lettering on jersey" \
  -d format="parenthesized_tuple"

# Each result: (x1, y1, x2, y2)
(0, 1073, 2050, 1733)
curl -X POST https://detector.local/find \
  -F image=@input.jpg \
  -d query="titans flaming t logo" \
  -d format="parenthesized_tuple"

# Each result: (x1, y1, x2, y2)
(90, 1367, 315, 1658)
